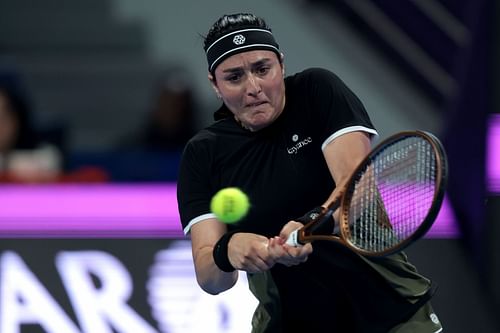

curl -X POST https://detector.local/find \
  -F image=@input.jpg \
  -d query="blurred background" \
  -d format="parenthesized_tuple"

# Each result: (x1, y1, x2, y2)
(0, 0, 498, 332)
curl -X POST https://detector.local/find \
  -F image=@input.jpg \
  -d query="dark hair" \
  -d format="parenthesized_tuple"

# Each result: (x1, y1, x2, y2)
(204, 13, 281, 121)
(203, 13, 272, 52)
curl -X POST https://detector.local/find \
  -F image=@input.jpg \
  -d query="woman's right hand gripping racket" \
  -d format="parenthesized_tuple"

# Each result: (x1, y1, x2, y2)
(286, 130, 448, 257)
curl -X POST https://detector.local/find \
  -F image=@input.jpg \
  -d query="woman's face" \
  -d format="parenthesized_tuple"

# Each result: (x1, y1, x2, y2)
(0, 91, 18, 153)
(210, 50, 286, 131)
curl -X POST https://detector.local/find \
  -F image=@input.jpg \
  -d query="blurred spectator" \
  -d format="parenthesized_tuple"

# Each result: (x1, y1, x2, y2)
(0, 72, 63, 183)
(0, 69, 108, 183)
(121, 67, 198, 152)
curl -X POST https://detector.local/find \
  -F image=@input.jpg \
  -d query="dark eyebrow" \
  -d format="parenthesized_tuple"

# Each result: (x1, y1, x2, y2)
(221, 58, 273, 73)
(252, 58, 271, 68)
(222, 67, 244, 74)
(251, 58, 272, 68)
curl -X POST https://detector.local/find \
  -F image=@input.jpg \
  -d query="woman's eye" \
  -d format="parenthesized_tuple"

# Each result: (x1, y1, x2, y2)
(257, 67, 270, 75)
(226, 74, 241, 82)
(225, 73, 242, 82)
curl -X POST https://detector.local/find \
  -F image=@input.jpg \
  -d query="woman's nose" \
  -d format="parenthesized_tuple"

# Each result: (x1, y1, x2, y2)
(246, 74, 262, 96)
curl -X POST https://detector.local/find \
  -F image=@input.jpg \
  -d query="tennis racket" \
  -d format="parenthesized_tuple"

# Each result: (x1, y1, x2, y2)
(286, 130, 448, 257)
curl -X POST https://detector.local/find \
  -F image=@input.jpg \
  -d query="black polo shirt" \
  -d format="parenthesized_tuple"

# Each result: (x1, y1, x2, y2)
(177, 68, 376, 236)
(177, 68, 432, 332)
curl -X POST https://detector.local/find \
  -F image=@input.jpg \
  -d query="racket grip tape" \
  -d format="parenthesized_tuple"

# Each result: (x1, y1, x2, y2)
(285, 206, 323, 247)
(285, 229, 302, 247)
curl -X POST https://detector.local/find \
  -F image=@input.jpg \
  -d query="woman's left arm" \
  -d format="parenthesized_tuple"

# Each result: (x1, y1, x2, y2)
(321, 131, 372, 206)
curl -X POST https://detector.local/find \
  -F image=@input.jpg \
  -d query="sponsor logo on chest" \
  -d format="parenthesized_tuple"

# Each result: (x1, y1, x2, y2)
(287, 134, 312, 154)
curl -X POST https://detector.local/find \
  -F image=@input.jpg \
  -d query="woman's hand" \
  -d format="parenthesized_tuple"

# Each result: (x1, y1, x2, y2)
(269, 221, 314, 267)
(227, 233, 277, 273)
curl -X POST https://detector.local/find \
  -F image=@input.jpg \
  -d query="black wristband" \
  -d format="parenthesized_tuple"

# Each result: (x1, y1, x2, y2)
(295, 206, 325, 224)
(213, 230, 240, 272)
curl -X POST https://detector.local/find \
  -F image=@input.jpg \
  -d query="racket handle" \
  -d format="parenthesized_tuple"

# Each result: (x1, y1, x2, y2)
(285, 229, 302, 247)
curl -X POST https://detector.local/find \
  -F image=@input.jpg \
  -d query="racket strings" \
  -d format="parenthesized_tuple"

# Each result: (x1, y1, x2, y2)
(347, 136, 438, 253)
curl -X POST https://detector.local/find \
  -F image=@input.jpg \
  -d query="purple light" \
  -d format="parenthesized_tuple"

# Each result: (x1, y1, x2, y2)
(0, 184, 459, 238)
(0, 184, 183, 238)
(487, 114, 500, 193)
(425, 195, 459, 238)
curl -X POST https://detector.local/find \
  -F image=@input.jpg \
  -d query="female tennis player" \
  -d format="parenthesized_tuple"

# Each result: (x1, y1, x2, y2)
(177, 13, 443, 333)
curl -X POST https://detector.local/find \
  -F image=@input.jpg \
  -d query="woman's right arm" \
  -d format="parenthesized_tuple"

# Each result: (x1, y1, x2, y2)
(190, 218, 238, 295)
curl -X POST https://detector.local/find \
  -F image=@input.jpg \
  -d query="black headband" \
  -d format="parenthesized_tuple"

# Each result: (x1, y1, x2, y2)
(206, 28, 280, 74)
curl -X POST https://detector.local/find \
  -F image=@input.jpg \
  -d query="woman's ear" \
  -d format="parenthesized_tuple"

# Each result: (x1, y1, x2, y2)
(208, 73, 222, 99)
(280, 53, 285, 76)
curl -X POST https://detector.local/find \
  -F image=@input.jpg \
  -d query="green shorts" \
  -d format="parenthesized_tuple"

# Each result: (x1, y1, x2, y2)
(388, 302, 443, 333)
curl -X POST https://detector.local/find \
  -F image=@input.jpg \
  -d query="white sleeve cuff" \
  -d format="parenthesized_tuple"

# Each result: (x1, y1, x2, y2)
(183, 213, 216, 235)
(321, 126, 379, 151)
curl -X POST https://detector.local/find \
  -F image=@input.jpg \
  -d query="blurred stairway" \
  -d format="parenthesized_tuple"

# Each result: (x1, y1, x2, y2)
(0, 0, 166, 151)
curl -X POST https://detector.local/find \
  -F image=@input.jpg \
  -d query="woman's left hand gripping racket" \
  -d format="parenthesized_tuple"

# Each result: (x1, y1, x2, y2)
(286, 130, 448, 257)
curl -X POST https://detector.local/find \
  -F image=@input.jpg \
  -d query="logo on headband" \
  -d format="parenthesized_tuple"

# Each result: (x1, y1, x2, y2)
(233, 34, 246, 45)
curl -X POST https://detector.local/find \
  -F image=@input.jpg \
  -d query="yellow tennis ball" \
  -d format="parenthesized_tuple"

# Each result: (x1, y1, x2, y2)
(210, 187, 250, 224)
